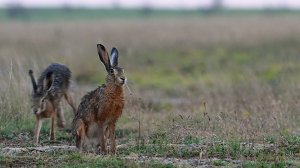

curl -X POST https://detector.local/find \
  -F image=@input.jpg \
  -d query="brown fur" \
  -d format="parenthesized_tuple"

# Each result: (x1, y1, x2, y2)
(72, 44, 126, 154)
(29, 63, 77, 144)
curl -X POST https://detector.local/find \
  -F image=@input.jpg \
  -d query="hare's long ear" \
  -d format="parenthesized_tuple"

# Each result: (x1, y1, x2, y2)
(29, 70, 37, 93)
(44, 71, 53, 90)
(42, 71, 54, 98)
(97, 44, 111, 72)
(110, 47, 119, 68)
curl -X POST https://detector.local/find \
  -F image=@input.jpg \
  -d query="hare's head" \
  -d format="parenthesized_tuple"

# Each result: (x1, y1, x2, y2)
(97, 44, 126, 86)
(28, 70, 53, 114)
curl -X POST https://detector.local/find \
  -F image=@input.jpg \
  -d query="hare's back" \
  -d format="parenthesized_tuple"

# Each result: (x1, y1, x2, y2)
(76, 86, 105, 120)
(38, 63, 71, 89)
(45, 63, 71, 81)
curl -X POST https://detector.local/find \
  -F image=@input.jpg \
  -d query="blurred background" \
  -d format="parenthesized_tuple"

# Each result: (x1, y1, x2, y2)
(0, 0, 300, 143)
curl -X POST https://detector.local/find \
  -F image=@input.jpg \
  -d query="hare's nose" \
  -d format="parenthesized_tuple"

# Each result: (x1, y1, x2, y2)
(120, 77, 125, 81)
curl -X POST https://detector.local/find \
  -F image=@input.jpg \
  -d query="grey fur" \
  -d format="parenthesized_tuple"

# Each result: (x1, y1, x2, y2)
(29, 63, 77, 144)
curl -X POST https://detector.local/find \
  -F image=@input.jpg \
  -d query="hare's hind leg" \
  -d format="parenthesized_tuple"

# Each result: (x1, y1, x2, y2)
(49, 113, 55, 141)
(64, 91, 77, 115)
(34, 116, 43, 144)
(56, 104, 65, 128)
(108, 122, 116, 155)
(75, 120, 86, 151)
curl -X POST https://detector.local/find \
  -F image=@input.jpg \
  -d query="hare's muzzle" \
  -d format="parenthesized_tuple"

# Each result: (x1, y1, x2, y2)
(120, 77, 126, 84)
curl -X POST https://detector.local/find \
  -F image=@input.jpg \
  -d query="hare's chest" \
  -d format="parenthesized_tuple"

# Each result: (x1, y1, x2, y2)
(111, 102, 124, 118)
(98, 101, 124, 122)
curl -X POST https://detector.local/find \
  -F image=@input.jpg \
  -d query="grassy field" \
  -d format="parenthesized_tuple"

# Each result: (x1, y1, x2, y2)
(0, 8, 300, 21)
(0, 13, 300, 167)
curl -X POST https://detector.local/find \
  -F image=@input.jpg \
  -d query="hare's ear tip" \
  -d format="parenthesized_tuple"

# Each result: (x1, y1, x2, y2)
(112, 47, 118, 52)
(29, 69, 33, 75)
(97, 44, 107, 51)
(111, 47, 118, 52)
(97, 44, 104, 48)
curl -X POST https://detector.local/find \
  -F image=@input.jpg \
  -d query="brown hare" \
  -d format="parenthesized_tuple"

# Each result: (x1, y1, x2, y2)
(72, 44, 126, 154)
(29, 63, 77, 144)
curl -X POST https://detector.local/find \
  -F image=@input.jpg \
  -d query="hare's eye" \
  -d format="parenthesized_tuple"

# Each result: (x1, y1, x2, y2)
(110, 69, 114, 74)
